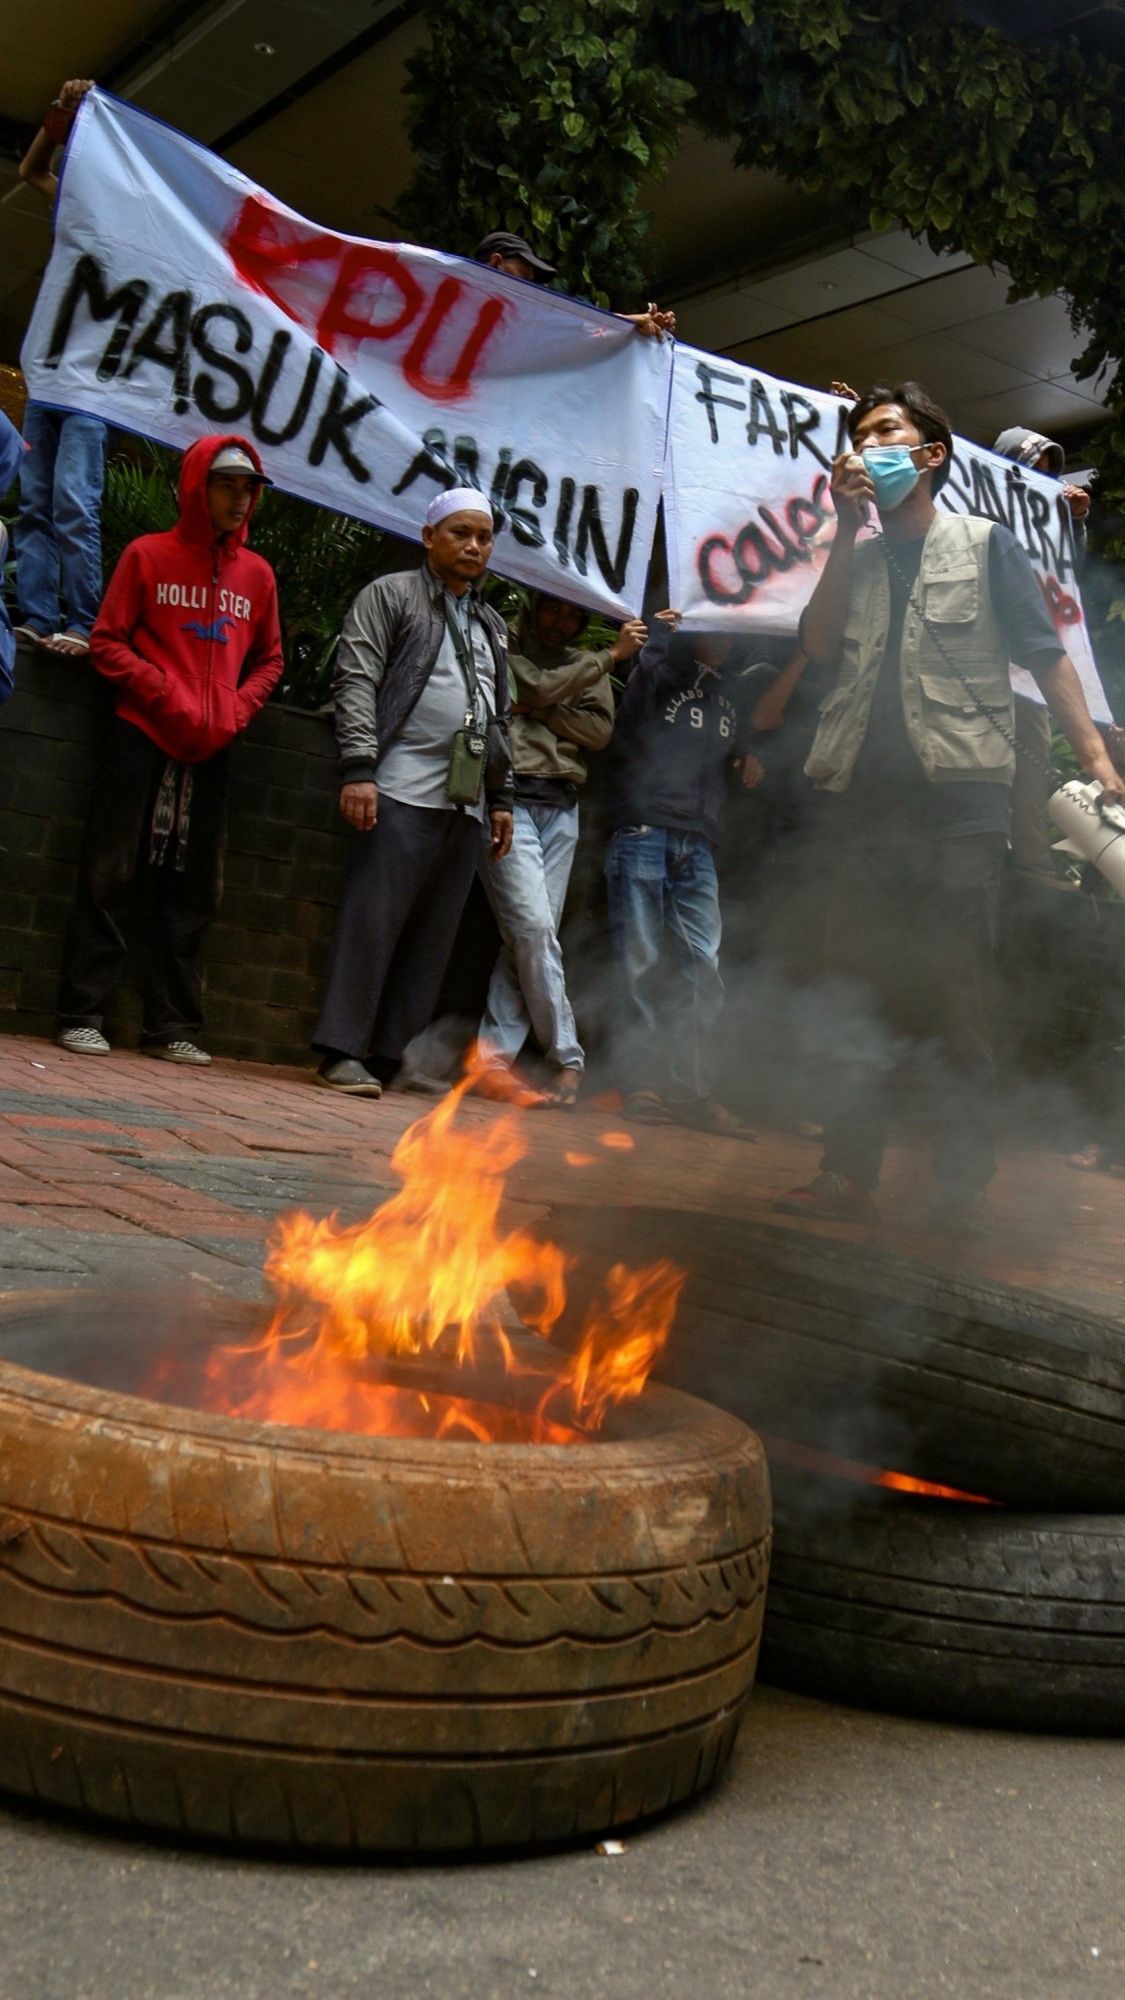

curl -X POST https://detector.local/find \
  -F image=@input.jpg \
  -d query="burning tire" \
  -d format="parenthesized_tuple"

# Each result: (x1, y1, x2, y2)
(0, 1293, 770, 1853)
(760, 1489, 1125, 1732)
(548, 1208, 1125, 1512)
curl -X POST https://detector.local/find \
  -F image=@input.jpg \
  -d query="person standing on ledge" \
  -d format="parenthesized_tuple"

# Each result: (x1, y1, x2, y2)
(15, 76, 107, 658)
(56, 437, 283, 1064)
(312, 489, 514, 1096)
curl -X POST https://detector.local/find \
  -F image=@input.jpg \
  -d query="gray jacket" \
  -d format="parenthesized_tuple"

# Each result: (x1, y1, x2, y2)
(333, 566, 514, 807)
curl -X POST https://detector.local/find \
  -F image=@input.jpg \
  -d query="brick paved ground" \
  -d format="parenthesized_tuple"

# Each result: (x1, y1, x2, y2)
(1, 1029, 1123, 2000)
(0, 1027, 1121, 1322)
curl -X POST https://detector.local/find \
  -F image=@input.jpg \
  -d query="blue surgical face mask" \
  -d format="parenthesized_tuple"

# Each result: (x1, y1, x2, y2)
(862, 443, 926, 512)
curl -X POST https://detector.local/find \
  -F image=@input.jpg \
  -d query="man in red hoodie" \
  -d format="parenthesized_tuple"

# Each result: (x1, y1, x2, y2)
(55, 434, 284, 1063)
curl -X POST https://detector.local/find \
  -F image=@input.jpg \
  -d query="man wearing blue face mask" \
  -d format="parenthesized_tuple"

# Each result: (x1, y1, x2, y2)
(775, 380, 1121, 1236)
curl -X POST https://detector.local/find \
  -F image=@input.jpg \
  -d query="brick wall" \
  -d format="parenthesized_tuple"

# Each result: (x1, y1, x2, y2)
(0, 640, 345, 1065)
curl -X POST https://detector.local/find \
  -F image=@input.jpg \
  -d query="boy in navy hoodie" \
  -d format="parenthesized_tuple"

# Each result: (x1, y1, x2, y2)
(55, 434, 283, 1063)
(605, 609, 762, 1134)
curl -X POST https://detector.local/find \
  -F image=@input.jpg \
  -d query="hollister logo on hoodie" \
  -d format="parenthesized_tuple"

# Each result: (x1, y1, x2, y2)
(90, 434, 284, 763)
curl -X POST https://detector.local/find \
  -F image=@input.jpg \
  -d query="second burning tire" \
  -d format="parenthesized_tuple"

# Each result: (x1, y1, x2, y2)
(547, 1207, 1125, 1512)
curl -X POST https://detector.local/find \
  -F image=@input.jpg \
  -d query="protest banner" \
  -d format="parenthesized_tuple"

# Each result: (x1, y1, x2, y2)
(20, 90, 672, 620)
(665, 344, 1109, 720)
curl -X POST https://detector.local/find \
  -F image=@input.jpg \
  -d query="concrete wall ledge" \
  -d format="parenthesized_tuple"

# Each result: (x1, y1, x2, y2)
(0, 640, 345, 1065)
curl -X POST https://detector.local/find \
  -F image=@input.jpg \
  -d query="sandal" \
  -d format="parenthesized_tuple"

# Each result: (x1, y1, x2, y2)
(622, 1090, 672, 1125)
(547, 1069, 582, 1109)
(470, 1064, 550, 1109)
(40, 631, 90, 657)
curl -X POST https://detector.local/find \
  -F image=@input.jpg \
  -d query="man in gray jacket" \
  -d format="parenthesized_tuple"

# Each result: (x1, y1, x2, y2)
(775, 381, 1119, 1234)
(313, 489, 514, 1095)
(473, 591, 642, 1107)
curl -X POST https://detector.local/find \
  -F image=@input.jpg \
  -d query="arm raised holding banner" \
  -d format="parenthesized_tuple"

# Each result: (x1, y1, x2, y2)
(476, 232, 674, 340)
(18, 78, 94, 200)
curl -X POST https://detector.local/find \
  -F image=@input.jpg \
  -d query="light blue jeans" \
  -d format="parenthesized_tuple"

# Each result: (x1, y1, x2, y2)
(604, 824, 724, 1103)
(16, 403, 107, 639)
(478, 800, 583, 1071)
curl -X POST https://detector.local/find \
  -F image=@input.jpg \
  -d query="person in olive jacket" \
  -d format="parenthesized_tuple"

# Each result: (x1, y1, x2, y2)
(473, 590, 641, 1108)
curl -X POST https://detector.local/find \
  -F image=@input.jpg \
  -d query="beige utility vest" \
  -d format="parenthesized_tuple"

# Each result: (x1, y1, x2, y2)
(806, 515, 1017, 794)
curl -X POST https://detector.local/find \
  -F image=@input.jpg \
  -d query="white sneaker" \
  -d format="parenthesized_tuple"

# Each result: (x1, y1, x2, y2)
(144, 1039, 212, 1066)
(57, 1026, 110, 1056)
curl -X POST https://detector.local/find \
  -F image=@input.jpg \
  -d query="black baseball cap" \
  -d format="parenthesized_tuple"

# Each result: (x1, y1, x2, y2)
(474, 231, 557, 280)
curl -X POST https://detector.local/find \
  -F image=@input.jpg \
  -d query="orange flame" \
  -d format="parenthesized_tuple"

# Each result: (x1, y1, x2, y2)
(202, 1058, 683, 1445)
(762, 1436, 997, 1505)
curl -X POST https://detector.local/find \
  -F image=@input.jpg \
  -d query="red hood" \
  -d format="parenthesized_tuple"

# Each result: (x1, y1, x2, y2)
(175, 433, 267, 559)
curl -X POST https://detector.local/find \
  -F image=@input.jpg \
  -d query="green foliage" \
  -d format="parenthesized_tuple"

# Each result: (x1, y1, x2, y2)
(399, 0, 1125, 506)
(100, 441, 178, 573)
(397, 0, 692, 306)
(647, 0, 1125, 506)
(101, 441, 386, 709)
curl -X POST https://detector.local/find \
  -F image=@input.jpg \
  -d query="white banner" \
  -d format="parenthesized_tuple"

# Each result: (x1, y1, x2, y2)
(666, 345, 1109, 721)
(21, 90, 672, 620)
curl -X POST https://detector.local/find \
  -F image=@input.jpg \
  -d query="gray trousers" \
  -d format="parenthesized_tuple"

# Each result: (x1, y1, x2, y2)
(313, 795, 480, 1063)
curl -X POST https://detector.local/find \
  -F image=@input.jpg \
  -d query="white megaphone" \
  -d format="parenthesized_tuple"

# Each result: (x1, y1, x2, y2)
(1048, 778, 1125, 894)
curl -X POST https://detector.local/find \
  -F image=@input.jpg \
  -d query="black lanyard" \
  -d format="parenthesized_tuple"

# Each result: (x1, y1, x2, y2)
(443, 594, 483, 722)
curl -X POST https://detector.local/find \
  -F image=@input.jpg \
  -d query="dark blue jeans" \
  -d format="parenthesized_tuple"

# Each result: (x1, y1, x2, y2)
(605, 824, 724, 1103)
(16, 403, 107, 639)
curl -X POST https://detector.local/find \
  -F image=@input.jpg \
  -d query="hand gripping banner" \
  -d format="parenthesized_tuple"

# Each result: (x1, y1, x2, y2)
(21, 89, 673, 620)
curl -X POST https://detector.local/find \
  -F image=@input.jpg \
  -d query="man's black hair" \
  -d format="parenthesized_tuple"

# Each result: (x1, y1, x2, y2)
(847, 381, 954, 496)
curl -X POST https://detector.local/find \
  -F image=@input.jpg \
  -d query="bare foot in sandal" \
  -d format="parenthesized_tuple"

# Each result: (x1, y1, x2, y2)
(40, 630, 90, 657)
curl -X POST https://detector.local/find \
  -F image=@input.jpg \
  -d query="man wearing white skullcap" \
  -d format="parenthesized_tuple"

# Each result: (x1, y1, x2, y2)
(312, 490, 515, 1094)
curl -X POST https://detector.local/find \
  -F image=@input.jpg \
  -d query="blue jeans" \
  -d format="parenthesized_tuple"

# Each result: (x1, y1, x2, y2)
(16, 404, 107, 639)
(604, 825, 724, 1103)
(478, 800, 583, 1070)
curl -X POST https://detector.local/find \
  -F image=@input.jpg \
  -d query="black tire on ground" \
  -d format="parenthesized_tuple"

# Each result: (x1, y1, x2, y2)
(544, 1206, 1125, 1512)
(761, 1486, 1125, 1732)
(0, 1292, 770, 1853)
